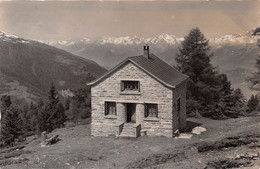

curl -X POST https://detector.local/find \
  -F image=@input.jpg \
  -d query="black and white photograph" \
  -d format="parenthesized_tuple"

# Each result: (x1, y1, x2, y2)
(0, 0, 259, 168)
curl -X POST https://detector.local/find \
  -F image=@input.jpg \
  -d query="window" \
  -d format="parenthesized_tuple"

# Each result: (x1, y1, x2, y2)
(145, 104, 158, 118)
(105, 102, 116, 116)
(121, 81, 140, 91)
(177, 98, 181, 114)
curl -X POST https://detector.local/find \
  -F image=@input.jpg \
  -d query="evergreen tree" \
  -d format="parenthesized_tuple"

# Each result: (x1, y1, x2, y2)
(65, 87, 91, 122)
(1, 95, 12, 116)
(52, 103, 66, 128)
(175, 28, 221, 116)
(48, 83, 59, 109)
(1, 105, 22, 145)
(65, 98, 70, 111)
(0, 95, 12, 141)
(44, 83, 65, 131)
(217, 74, 234, 116)
(20, 103, 30, 135)
(248, 39, 260, 90)
(247, 94, 259, 112)
(36, 103, 48, 133)
(175, 27, 247, 118)
(227, 88, 246, 117)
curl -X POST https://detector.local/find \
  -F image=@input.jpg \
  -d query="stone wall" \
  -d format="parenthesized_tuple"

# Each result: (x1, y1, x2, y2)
(91, 62, 174, 137)
(172, 80, 187, 134)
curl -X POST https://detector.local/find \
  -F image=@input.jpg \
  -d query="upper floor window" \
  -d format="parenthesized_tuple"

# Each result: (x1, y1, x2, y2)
(121, 81, 140, 91)
(105, 102, 116, 116)
(145, 104, 158, 118)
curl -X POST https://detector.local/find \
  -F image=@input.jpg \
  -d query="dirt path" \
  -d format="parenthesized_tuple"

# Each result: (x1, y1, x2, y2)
(1, 114, 260, 169)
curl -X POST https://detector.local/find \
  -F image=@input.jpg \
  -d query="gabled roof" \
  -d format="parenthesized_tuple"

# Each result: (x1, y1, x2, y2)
(87, 54, 188, 89)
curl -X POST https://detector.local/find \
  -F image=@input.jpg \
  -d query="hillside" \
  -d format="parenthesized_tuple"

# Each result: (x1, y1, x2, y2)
(1, 113, 259, 168)
(0, 31, 106, 103)
(47, 32, 259, 98)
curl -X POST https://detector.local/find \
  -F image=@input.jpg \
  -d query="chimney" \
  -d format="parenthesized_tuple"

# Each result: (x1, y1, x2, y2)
(143, 45, 150, 59)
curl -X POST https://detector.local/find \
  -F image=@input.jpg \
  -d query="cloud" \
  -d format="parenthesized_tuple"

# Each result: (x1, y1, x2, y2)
(170, 15, 175, 20)
(0, 1, 258, 41)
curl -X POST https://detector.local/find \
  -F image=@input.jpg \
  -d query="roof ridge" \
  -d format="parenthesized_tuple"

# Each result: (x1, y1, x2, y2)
(87, 53, 188, 88)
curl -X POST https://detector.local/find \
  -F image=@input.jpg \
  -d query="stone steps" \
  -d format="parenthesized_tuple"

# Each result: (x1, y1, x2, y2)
(119, 123, 136, 138)
(119, 132, 136, 137)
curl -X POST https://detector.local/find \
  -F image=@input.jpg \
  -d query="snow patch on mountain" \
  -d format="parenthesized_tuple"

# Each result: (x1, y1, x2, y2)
(47, 37, 91, 47)
(46, 33, 257, 47)
(149, 34, 184, 45)
(0, 31, 31, 44)
(210, 33, 258, 46)
(98, 36, 143, 45)
(97, 34, 183, 45)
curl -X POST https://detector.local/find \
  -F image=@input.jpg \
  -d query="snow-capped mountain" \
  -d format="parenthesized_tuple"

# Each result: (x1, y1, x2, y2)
(210, 33, 258, 47)
(0, 31, 34, 44)
(46, 33, 186, 47)
(46, 31, 259, 98)
(0, 30, 106, 103)
(46, 32, 257, 47)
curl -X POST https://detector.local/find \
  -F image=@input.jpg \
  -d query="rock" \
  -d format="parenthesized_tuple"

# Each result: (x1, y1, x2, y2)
(173, 129, 180, 137)
(191, 127, 206, 135)
(176, 133, 193, 139)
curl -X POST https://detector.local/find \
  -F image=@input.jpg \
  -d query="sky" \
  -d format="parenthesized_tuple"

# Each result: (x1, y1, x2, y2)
(0, 1, 259, 41)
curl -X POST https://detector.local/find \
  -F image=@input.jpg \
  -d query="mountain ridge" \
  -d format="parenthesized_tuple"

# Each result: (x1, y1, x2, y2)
(45, 31, 259, 98)
(0, 31, 106, 103)
(46, 32, 258, 47)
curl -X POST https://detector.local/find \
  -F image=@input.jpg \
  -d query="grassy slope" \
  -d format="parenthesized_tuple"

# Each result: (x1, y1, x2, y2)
(0, 40, 106, 103)
(1, 113, 260, 169)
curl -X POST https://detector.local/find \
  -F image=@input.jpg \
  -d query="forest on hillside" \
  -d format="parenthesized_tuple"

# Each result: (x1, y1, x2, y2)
(0, 27, 259, 147)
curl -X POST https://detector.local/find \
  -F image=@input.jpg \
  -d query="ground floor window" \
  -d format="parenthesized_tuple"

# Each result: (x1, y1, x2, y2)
(145, 104, 158, 118)
(105, 102, 116, 115)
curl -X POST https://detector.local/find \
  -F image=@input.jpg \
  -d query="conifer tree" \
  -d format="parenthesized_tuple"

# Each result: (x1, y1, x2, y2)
(48, 83, 59, 109)
(248, 38, 260, 90)
(217, 74, 234, 116)
(228, 88, 246, 117)
(1, 95, 12, 116)
(176, 28, 220, 116)
(0, 96, 22, 145)
(44, 83, 65, 131)
(175, 28, 247, 118)
(247, 94, 259, 112)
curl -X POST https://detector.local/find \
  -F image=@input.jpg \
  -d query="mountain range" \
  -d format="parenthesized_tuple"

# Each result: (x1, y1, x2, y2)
(0, 29, 258, 103)
(0, 31, 106, 103)
(46, 32, 259, 98)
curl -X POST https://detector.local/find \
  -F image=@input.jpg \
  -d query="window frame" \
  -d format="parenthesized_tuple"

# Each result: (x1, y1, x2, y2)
(121, 80, 140, 92)
(144, 103, 158, 118)
(104, 102, 117, 116)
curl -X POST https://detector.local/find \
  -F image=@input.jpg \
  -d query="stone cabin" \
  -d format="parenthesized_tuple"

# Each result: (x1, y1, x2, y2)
(87, 46, 188, 138)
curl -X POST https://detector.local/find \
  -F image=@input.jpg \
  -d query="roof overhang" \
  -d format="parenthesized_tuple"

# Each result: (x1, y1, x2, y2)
(87, 57, 188, 89)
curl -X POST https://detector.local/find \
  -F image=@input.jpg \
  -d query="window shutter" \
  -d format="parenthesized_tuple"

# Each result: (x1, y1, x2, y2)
(121, 81, 124, 91)
(105, 102, 108, 115)
(115, 103, 117, 115)
(156, 104, 158, 118)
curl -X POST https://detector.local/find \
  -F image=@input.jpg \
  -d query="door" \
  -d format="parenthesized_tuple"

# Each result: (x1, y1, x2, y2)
(127, 103, 136, 123)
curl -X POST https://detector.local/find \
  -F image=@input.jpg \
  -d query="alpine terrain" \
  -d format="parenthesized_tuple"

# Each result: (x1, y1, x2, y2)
(47, 30, 259, 98)
(0, 31, 106, 103)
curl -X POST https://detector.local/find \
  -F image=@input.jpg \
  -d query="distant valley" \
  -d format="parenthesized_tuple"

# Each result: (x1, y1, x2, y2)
(0, 30, 258, 103)
(47, 33, 259, 98)
(0, 31, 106, 103)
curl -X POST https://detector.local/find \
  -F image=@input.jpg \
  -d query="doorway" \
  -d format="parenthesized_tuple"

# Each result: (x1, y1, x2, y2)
(126, 103, 136, 123)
